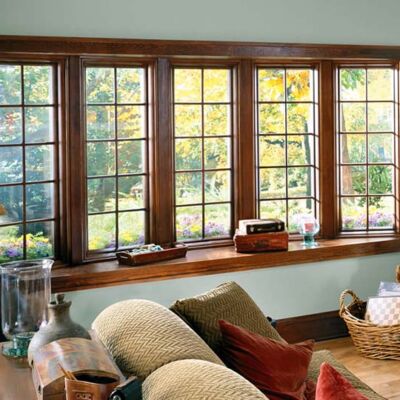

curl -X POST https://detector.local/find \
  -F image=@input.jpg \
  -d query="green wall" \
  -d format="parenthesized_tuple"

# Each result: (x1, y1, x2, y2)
(68, 252, 400, 328)
(2, 0, 400, 325)
(1, 0, 400, 45)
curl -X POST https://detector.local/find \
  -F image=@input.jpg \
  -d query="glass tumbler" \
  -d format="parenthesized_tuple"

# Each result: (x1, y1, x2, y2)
(1, 259, 53, 358)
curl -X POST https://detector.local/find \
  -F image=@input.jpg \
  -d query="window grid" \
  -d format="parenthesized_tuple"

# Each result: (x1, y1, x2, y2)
(0, 63, 58, 261)
(173, 66, 234, 242)
(337, 66, 397, 232)
(85, 66, 149, 253)
(256, 66, 319, 232)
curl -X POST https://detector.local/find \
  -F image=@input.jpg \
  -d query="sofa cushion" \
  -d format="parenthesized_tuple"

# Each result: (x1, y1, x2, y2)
(219, 319, 315, 400)
(92, 299, 223, 379)
(309, 350, 385, 400)
(315, 362, 368, 400)
(170, 281, 283, 353)
(142, 359, 267, 400)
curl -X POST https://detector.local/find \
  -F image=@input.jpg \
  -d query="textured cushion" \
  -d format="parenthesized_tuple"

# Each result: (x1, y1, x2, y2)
(170, 281, 283, 353)
(315, 362, 368, 400)
(308, 351, 384, 400)
(92, 299, 223, 379)
(219, 320, 315, 400)
(142, 359, 268, 400)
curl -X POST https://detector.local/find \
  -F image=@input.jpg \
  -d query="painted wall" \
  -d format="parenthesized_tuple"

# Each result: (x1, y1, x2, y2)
(69, 252, 400, 328)
(1, 0, 400, 46)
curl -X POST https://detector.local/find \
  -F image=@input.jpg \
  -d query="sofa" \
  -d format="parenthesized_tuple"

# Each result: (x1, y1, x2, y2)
(92, 282, 384, 399)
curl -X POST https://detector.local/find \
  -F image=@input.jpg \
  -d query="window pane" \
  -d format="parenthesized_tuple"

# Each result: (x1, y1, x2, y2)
(25, 107, 54, 143)
(204, 138, 230, 169)
(86, 67, 115, 104)
(26, 183, 54, 220)
(175, 172, 202, 205)
(204, 69, 230, 102)
(176, 206, 202, 241)
(87, 177, 116, 213)
(175, 138, 202, 170)
(87, 142, 116, 176)
(258, 69, 284, 102)
(286, 69, 312, 101)
(287, 135, 313, 165)
(25, 145, 54, 182)
(0, 65, 21, 105)
(174, 69, 201, 103)
(368, 165, 393, 195)
(341, 197, 367, 230)
(0, 107, 22, 144)
(368, 134, 393, 163)
(287, 103, 314, 133)
(340, 69, 366, 101)
(340, 134, 366, 164)
(205, 204, 230, 238)
(259, 104, 285, 134)
(340, 166, 366, 195)
(367, 69, 394, 101)
(204, 104, 230, 136)
(340, 103, 366, 132)
(117, 106, 146, 139)
(88, 214, 115, 250)
(260, 200, 286, 221)
(288, 199, 313, 231)
(87, 106, 115, 140)
(369, 196, 394, 229)
(259, 168, 286, 199)
(288, 167, 313, 197)
(368, 103, 394, 132)
(118, 211, 145, 247)
(26, 221, 54, 259)
(205, 171, 230, 203)
(24, 66, 53, 105)
(0, 146, 22, 184)
(259, 136, 285, 167)
(118, 176, 145, 210)
(175, 105, 201, 137)
(0, 225, 23, 262)
(117, 68, 145, 103)
(0, 185, 23, 224)
(117, 141, 145, 174)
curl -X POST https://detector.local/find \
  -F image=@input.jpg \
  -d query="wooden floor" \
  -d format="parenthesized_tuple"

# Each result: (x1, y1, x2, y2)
(315, 337, 400, 400)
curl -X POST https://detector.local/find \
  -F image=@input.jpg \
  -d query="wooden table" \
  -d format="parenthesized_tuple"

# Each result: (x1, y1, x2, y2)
(0, 345, 36, 400)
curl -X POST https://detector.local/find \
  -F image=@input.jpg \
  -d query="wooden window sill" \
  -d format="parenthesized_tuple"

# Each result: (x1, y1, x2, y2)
(51, 237, 400, 292)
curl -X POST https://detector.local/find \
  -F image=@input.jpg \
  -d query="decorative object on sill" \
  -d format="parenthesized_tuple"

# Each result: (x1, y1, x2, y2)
(233, 230, 289, 253)
(238, 219, 285, 235)
(339, 289, 400, 360)
(1, 259, 53, 359)
(28, 293, 91, 365)
(116, 243, 188, 266)
(31, 337, 121, 400)
(297, 215, 320, 248)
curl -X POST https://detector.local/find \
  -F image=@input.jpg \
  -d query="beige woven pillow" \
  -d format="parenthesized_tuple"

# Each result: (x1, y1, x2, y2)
(92, 299, 223, 379)
(170, 281, 284, 353)
(142, 359, 267, 400)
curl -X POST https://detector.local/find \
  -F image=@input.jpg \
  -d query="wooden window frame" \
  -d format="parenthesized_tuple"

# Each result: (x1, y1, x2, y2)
(1, 37, 400, 272)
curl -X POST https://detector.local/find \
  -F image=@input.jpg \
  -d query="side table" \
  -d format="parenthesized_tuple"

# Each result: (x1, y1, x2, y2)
(0, 343, 36, 400)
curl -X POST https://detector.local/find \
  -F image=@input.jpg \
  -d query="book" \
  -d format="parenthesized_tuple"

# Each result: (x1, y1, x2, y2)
(378, 281, 400, 297)
(238, 219, 285, 235)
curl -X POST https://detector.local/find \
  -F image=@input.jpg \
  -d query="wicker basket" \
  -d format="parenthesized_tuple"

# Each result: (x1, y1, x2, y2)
(339, 289, 400, 360)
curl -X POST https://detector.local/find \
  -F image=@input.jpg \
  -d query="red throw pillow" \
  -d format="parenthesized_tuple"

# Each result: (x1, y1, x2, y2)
(316, 362, 368, 400)
(218, 319, 316, 400)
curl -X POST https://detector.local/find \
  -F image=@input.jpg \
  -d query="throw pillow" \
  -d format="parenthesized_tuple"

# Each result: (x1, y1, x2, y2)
(92, 299, 223, 380)
(219, 319, 315, 400)
(170, 281, 284, 354)
(316, 362, 368, 400)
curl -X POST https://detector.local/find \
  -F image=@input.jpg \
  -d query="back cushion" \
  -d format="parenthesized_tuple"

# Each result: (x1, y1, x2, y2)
(92, 299, 223, 379)
(142, 359, 267, 400)
(170, 281, 283, 353)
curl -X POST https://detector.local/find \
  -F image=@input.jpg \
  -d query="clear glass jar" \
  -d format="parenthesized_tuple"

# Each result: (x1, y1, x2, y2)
(1, 259, 52, 357)
(297, 216, 320, 248)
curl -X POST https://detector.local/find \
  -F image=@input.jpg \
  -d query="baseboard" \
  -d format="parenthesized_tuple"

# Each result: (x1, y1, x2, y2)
(276, 310, 349, 343)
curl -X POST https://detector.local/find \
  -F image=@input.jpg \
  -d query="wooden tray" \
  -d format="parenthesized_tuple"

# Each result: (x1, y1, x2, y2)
(116, 244, 188, 266)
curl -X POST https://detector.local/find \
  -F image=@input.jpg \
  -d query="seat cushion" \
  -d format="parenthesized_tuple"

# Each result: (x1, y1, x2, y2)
(170, 281, 283, 353)
(92, 299, 223, 379)
(142, 359, 267, 400)
(308, 350, 385, 400)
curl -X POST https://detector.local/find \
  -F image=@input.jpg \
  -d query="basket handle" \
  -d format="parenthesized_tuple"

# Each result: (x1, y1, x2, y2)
(339, 289, 362, 316)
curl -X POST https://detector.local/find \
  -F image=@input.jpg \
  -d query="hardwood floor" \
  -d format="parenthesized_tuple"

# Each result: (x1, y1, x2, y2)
(315, 337, 400, 400)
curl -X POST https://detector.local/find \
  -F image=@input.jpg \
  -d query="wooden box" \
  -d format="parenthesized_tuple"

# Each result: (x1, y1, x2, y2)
(31, 338, 121, 400)
(234, 230, 289, 253)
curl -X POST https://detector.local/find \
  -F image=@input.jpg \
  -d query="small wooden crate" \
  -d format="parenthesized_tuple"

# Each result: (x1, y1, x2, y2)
(116, 244, 188, 266)
(233, 230, 289, 253)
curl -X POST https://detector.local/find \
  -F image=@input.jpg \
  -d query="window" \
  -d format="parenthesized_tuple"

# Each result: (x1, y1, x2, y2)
(84, 65, 149, 253)
(337, 66, 396, 232)
(0, 63, 58, 262)
(172, 67, 234, 241)
(256, 67, 319, 231)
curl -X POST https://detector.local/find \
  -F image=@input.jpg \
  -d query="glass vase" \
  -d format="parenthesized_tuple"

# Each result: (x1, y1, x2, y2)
(297, 216, 320, 248)
(1, 259, 53, 358)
